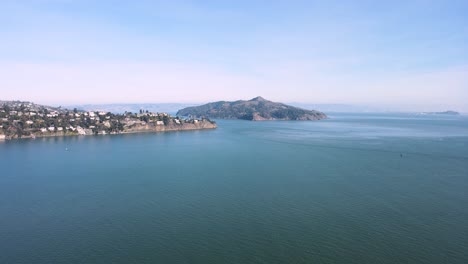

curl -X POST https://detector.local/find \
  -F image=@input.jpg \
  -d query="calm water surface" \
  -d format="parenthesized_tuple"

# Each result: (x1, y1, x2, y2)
(1, 113, 467, 263)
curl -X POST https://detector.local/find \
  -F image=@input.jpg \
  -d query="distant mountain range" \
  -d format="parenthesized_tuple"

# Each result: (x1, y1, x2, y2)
(55, 102, 462, 116)
(176, 96, 327, 121)
(67, 103, 197, 115)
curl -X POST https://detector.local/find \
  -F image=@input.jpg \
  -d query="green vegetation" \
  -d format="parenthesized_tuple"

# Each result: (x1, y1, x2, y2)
(177, 96, 327, 121)
(0, 101, 215, 140)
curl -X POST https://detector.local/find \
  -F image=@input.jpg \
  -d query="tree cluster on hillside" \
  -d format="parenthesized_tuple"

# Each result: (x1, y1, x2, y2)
(1, 101, 213, 139)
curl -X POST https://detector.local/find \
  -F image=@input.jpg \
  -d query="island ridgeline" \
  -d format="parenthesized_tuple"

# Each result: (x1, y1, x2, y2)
(177, 96, 327, 121)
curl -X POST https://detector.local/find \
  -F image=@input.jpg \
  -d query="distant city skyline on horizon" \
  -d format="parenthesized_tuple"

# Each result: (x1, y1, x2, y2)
(1, 1, 467, 111)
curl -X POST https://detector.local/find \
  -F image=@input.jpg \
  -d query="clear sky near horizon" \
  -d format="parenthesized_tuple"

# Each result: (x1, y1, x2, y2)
(1, 0, 467, 112)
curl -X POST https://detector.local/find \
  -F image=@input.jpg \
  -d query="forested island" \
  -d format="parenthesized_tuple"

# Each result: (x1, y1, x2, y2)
(177, 96, 327, 121)
(0, 101, 216, 140)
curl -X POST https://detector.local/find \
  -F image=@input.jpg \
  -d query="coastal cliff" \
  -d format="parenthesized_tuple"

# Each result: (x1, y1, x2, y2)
(121, 119, 216, 134)
(177, 96, 327, 121)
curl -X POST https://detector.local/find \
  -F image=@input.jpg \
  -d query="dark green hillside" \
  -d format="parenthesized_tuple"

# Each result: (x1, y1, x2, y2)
(177, 97, 327, 121)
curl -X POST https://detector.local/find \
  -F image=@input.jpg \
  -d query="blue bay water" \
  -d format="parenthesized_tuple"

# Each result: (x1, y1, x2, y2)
(1, 113, 467, 263)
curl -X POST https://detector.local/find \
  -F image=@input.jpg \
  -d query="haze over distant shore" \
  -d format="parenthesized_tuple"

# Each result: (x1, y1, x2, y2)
(66, 102, 464, 116)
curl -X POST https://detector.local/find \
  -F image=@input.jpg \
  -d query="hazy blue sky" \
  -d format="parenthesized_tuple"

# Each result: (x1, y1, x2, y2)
(1, 0, 467, 111)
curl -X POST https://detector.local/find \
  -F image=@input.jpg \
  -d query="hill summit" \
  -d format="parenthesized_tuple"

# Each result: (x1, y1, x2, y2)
(177, 97, 327, 121)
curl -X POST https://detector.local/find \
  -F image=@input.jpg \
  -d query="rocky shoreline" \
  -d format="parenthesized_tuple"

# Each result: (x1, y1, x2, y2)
(0, 119, 216, 141)
(0, 100, 217, 141)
